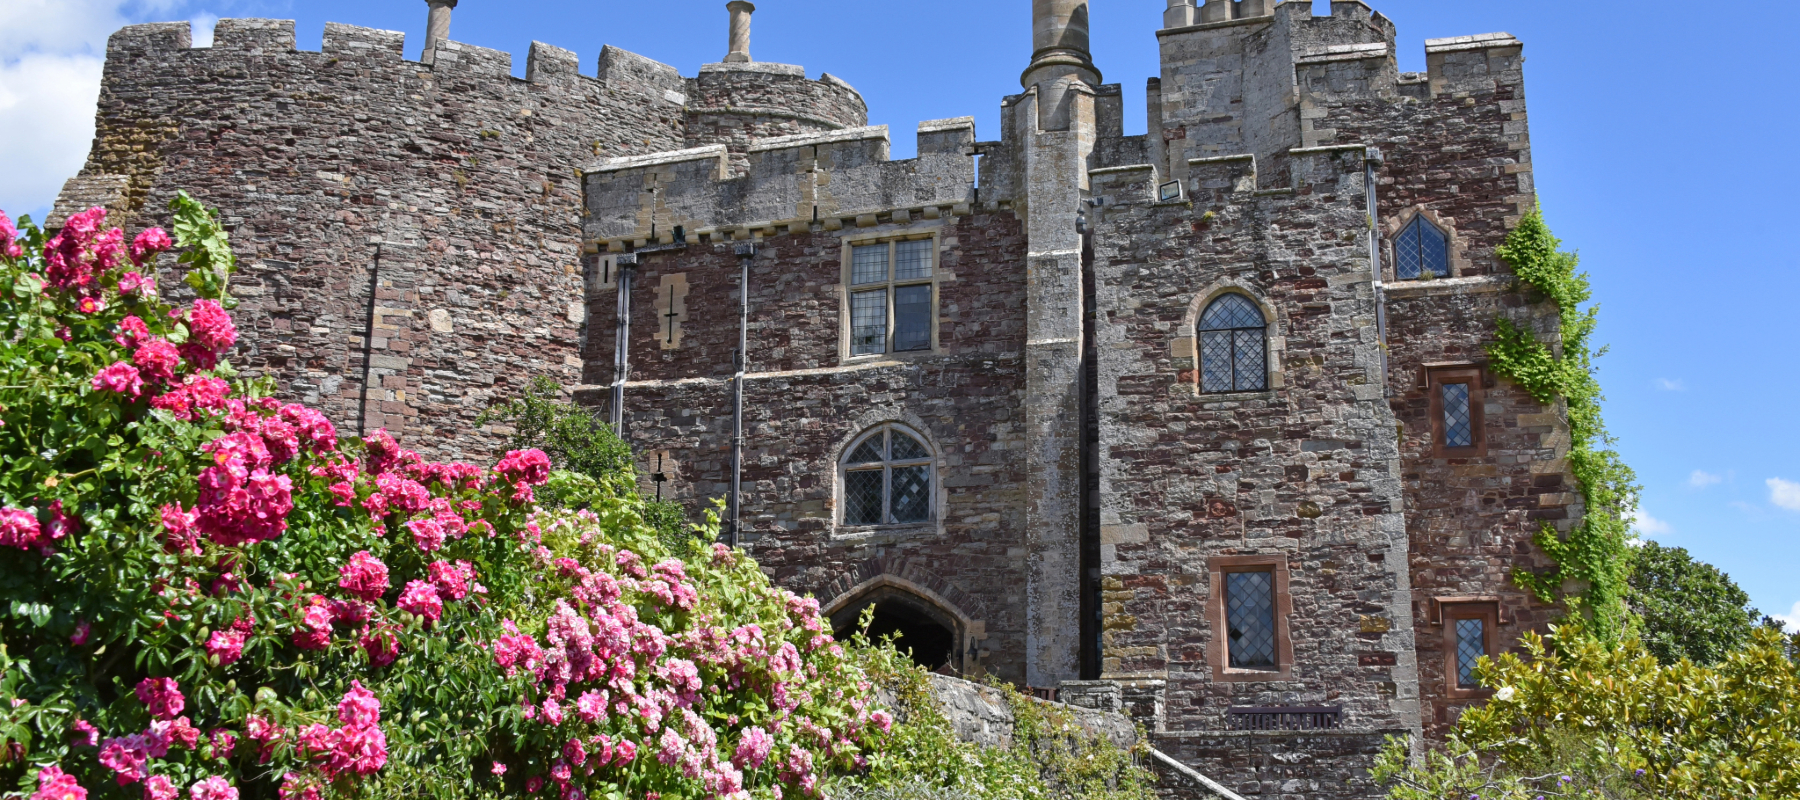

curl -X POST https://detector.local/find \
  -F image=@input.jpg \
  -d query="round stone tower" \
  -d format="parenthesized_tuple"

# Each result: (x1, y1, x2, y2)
(683, 2, 868, 167)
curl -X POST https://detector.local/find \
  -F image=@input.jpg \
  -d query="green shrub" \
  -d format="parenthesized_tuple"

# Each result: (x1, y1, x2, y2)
(0, 200, 891, 800)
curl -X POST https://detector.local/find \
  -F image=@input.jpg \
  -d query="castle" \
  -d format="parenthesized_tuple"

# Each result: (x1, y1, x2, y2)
(55, 1, 1571, 795)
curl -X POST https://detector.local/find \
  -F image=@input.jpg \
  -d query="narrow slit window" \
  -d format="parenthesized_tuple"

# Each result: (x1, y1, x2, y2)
(1395, 215, 1449, 280)
(1455, 617, 1486, 688)
(1442, 383, 1473, 448)
(1225, 571, 1278, 670)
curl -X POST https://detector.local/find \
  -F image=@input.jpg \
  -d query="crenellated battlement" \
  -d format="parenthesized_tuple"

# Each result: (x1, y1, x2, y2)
(582, 118, 977, 251)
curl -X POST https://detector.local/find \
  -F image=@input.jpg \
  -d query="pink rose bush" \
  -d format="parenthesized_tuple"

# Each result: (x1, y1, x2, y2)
(0, 199, 895, 800)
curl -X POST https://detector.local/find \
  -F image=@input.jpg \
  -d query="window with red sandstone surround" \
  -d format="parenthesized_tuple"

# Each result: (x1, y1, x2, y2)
(1427, 366, 1487, 457)
(1438, 600, 1499, 699)
(1206, 555, 1293, 682)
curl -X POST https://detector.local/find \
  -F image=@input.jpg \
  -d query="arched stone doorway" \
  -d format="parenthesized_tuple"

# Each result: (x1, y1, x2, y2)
(829, 584, 960, 671)
(821, 570, 984, 675)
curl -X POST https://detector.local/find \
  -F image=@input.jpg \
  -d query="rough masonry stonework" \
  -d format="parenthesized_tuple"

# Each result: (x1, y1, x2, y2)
(58, 1, 1573, 796)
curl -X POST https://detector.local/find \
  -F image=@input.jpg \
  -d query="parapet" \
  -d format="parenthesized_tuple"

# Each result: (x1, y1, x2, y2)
(1424, 33, 1524, 96)
(583, 120, 976, 249)
(685, 60, 870, 157)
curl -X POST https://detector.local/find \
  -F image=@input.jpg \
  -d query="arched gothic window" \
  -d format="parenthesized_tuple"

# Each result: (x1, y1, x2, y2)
(842, 423, 933, 525)
(1198, 294, 1268, 393)
(1394, 215, 1449, 280)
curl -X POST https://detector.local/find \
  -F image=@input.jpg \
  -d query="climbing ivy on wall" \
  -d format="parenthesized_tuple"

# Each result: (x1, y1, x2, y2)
(1486, 208, 1639, 642)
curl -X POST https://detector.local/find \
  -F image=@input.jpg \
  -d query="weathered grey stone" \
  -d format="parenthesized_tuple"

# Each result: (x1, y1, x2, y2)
(58, 2, 1572, 794)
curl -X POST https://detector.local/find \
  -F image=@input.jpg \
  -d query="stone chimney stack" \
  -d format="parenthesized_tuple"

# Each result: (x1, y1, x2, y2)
(725, 1, 755, 63)
(423, 0, 456, 63)
(1021, 0, 1100, 130)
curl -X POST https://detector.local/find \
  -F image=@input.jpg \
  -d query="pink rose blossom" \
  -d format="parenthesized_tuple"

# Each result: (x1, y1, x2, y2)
(93, 362, 145, 398)
(70, 620, 91, 645)
(612, 739, 637, 766)
(135, 678, 184, 720)
(491, 762, 508, 776)
(208, 729, 237, 758)
(869, 709, 894, 734)
(359, 626, 401, 668)
(1, 507, 43, 550)
(188, 776, 237, 800)
(143, 775, 177, 800)
(99, 736, 151, 784)
(494, 449, 552, 486)
(291, 602, 332, 651)
(397, 580, 443, 624)
(541, 697, 564, 726)
(428, 559, 473, 600)
(338, 681, 381, 728)
(129, 227, 172, 267)
(277, 774, 319, 800)
(206, 630, 245, 665)
(0, 211, 22, 259)
(525, 777, 544, 794)
(72, 719, 100, 747)
(134, 340, 181, 383)
(407, 517, 446, 552)
(159, 505, 201, 555)
(33, 765, 87, 800)
(576, 690, 607, 724)
(733, 727, 774, 769)
(183, 300, 237, 367)
(338, 551, 389, 601)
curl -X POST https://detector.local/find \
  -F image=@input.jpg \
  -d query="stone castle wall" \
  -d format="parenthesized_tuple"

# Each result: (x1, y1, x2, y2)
(60, 17, 865, 464)
(1088, 149, 1417, 743)
(575, 202, 1038, 683)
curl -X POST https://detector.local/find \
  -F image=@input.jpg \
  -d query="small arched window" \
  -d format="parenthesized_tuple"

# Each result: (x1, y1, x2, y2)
(1198, 293, 1268, 393)
(842, 423, 933, 526)
(1394, 215, 1449, 280)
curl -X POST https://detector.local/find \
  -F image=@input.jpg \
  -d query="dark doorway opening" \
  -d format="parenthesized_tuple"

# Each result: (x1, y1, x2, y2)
(832, 591, 957, 672)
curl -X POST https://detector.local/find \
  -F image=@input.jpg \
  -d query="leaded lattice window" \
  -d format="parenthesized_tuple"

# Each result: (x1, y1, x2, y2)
(1442, 383, 1473, 448)
(849, 239, 935, 356)
(1198, 294, 1268, 393)
(1225, 571, 1278, 670)
(841, 423, 934, 526)
(1395, 215, 1449, 280)
(1455, 617, 1486, 688)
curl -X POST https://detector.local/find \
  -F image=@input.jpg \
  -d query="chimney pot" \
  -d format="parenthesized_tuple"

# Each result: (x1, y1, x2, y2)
(725, 1, 755, 63)
(423, 0, 456, 63)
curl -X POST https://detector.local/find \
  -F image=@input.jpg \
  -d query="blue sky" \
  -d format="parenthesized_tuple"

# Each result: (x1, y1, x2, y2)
(2, 0, 1795, 627)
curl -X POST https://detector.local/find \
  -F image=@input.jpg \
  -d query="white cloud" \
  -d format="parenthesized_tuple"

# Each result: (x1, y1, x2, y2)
(1775, 602, 1800, 635)
(0, 0, 202, 219)
(0, 53, 105, 220)
(1688, 470, 1723, 488)
(1769, 478, 1800, 512)
(1655, 378, 1686, 391)
(1630, 508, 1672, 537)
(190, 12, 218, 48)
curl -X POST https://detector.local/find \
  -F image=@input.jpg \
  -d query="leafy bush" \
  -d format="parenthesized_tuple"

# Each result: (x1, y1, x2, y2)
(1625, 542, 1768, 666)
(479, 377, 696, 559)
(0, 201, 893, 800)
(830, 643, 1153, 800)
(1373, 623, 1800, 799)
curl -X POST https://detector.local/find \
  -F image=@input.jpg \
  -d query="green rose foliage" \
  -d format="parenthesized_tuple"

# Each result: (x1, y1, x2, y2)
(0, 200, 895, 800)
(1374, 623, 1800, 799)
